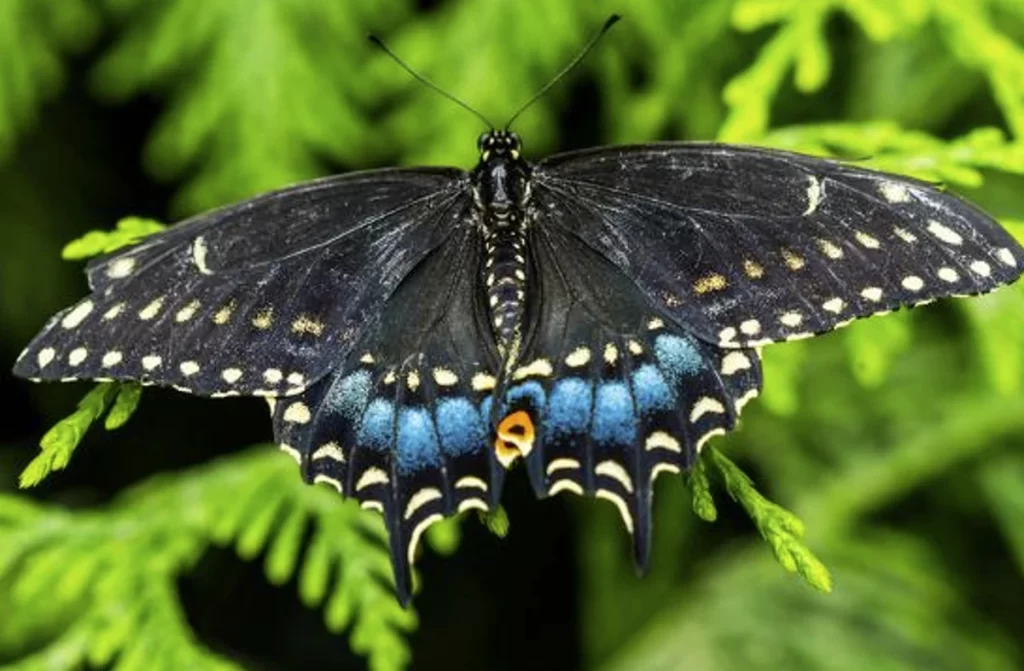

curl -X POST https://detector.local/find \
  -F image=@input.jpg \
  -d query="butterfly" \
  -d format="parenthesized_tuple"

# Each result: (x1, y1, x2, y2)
(13, 124, 1024, 603)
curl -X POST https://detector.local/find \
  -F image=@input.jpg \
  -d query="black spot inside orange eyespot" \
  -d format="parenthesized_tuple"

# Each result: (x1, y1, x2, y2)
(494, 410, 535, 467)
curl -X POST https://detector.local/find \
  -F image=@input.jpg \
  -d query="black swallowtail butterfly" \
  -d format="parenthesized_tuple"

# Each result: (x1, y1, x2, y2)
(11, 23, 1024, 604)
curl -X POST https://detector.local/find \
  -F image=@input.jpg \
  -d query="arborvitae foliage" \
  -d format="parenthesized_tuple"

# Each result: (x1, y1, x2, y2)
(2, 1, 1024, 669)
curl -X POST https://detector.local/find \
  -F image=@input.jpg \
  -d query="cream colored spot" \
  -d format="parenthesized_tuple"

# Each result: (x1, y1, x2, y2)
(405, 488, 443, 520)
(433, 368, 458, 386)
(894, 227, 917, 243)
(251, 307, 274, 329)
(694, 273, 727, 294)
(213, 300, 235, 324)
(221, 368, 243, 384)
(901, 275, 924, 292)
(142, 355, 162, 370)
(106, 257, 136, 278)
(603, 343, 618, 365)
(549, 480, 584, 496)
(283, 402, 311, 424)
(514, 269, 526, 281)
(69, 347, 88, 366)
(279, 444, 302, 465)
(628, 340, 643, 355)
(779, 311, 803, 327)
(735, 388, 759, 412)
(175, 299, 200, 323)
(860, 287, 883, 302)
(359, 353, 375, 365)
(180, 361, 200, 376)
(546, 458, 581, 475)
(408, 514, 444, 565)
(927, 220, 963, 246)
(138, 297, 164, 321)
(855, 231, 881, 249)
(313, 474, 343, 493)
(650, 463, 682, 483)
(817, 239, 844, 259)
(645, 431, 681, 453)
(407, 370, 421, 391)
(878, 181, 911, 203)
(803, 176, 822, 215)
(938, 267, 959, 283)
(286, 372, 305, 387)
(596, 489, 634, 534)
(822, 297, 845, 314)
(382, 371, 397, 385)
(997, 248, 1017, 267)
(690, 397, 726, 423)
(696, 428, 727, 452)
(970, 260, 991, 277)
(781, 248, 806, 271)
(739, 319, 761, 336)
(455, 476, 488, 491)
(356, 467, 389, 491)
(102, 351, 123, 367)
(720, 351, 752, 375)
(263, 368, 283, 384)
(61, 300, 94, 329)
(37, 348, 56, 368)
(458, 499, 488, 513)
(647, 318, 665, 331)
(312, 442, 345, 462)
(565, 347, 591, 368)
(292, 315, 324, 337)
(192, 236, 212, 274)
(102, 303, 125, 320)
(596, 460, 634, 493)
(472, 372, 497, 391)
(361, 500, 385, 513)
(743, 259, 764, 279)
(719, 327, 738, 346)
(513, 358, 553, 380)
(786, 332, 814, 341)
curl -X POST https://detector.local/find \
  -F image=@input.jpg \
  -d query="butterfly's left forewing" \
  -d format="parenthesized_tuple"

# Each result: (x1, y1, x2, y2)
(534, 144, 1024, 348)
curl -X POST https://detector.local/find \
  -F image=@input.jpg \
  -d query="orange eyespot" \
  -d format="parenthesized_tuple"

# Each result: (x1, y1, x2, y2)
(494, 410, 535, 468)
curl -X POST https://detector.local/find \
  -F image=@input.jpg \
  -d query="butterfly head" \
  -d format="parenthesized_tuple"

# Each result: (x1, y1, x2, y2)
(478, 130, 521, 161)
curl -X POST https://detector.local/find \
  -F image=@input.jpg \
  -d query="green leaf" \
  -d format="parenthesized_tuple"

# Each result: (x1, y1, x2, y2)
(62, 217, 167, 259)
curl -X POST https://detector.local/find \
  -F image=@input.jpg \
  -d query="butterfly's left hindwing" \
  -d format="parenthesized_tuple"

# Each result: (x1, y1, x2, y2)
(271, 224, 502, 604)
(14, 169, 467, 396)
(535, 144, 1024, 348)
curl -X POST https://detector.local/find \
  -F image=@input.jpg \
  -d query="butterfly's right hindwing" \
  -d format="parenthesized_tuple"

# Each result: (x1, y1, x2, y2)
(14, 169, 468, 396)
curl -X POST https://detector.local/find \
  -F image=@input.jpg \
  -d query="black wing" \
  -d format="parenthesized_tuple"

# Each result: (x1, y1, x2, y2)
(13, 168, 468, 396)
(533, 143, 1024, 348)
(270, 222, 502, 604)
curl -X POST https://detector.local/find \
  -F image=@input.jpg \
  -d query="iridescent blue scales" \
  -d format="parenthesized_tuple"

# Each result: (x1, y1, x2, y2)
(12, 129, 1024, 605)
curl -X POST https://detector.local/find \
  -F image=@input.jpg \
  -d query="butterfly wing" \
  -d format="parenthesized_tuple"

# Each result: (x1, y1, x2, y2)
(270, 222, 502, 604)
(502, 217, 762, 569)
(13, 168, 469, 396)
(534, 143, 1024, 348)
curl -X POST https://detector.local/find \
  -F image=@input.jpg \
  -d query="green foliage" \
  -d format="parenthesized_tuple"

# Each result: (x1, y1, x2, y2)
(3, 0, 1024, 669)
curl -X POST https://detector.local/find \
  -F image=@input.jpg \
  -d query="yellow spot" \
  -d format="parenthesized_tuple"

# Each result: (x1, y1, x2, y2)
(901, 275, 924, 292)
(595, 460, 634, 493)
(37, 348, 56, 368)
(407, 370, 421, 391)
(180, 361, 200, 376)
(286, 372, 305, 387)
(213, 300, 236, 324)
(356, 467, 389, 491)
(513, 358, 553, 380)
(407, 513, 444, 566)
(647, 318, 665, 330)
(736, 388, 759, 412)
(61, 300, 94, 329)
(102, 351, 123, 367)
(102, 303, 125, 320)
(192, 236, 212, 274)
(283, 401, 311, 424)
(472, 372, 497, 391)
(549, 480, 584, 496)
(938, 267, 959, 283)
(69, 348, 88, 366)
(603, 343, 618, 365)
(360, 353, 375, 364)
(743, 259, 764, 279)
(997, 248, 1017, 267)
(803, 176, 822, 215)
(175, 299, 200, 323)
(927, 220, 962, 245)
(822, 297, 845, 313)
(458, 499, 488, 513)
(720, 351, 751, 375)
(628, 340, 644, 355)
(894, 227, 917, 243)
(383, 370, 397, 385)
(251, 307, 274, 329)
(221, 368, 243, 383)
(546, 458, 581, 475)
(565, 347, 591, 368)
(106, 257, 136, 278)
(739, 319, 761, 335)
(970, 260, 992, 277)
(645, 431, 681, 453)
(693, 273, 727, 294)
(779, 311, 803, 327)
(291, 315, 324, 336)
(404, 488, 443, 520)
(817, 239, 844, 259)
(263, 368, 283, 384)
(279, 444, 302, 465)
(879, 181, 910, 203)
(855, 231, 880, 249)
(138, 297, 164, 321)
(781, 248, 805, 270)
(860, 287, 883, 302)
(433, 368, 458, 386)
(650, 462, 682, 484)
(495, 410, 535, 467)
(595, 489, 634, 534)
(690, 397, 726, 423)
(455, 476, 488, 491)
(142, 355, 162, 370)
(313, 474, 343, 493)
(696, 428, 727, 452)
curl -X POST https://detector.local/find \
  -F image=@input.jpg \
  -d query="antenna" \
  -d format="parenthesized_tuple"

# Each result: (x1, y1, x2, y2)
(503, 14, 621, 130)
(369, 35, 495, 129)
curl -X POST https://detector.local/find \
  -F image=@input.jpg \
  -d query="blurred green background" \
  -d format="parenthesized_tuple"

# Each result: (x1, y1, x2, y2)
(2, 1, 1024, 670)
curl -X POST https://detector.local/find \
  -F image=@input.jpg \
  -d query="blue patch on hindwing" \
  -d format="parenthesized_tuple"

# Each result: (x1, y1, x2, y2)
(631, 364, 674, 414)
(545, 378, 592, 438)
(507, 380, 546, 410)
(436, 397, 486, 457)
(324, 370, 372, 421)
(397, 407, 441, 473)
(358, 398, 393, 451)
(592, 382, 637, 445)
(653, 333, 705, 386)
